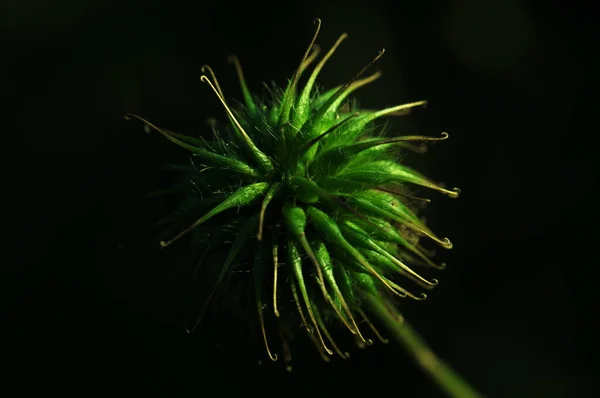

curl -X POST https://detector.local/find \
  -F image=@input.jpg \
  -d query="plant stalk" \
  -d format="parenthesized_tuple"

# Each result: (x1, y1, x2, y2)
(366, 294, 484, 398)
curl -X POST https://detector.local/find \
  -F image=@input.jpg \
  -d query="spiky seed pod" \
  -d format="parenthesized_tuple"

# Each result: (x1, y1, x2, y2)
(126, 19, 460, 370)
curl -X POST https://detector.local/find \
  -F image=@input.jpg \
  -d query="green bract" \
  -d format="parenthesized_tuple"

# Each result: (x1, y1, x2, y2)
(127, 19, 460, 369)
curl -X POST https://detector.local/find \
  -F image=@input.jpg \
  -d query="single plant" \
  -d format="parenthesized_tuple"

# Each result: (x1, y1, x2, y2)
(126, 19, 481, 398)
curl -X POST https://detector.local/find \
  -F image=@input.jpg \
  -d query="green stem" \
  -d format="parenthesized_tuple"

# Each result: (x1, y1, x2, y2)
(366, 294, 484, 398)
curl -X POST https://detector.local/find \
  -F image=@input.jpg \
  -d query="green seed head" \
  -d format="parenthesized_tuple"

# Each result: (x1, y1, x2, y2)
(127, 19, 460, 370)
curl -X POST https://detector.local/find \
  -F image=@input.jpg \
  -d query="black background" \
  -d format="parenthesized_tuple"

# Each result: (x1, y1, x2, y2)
(3, 0, 594, 396)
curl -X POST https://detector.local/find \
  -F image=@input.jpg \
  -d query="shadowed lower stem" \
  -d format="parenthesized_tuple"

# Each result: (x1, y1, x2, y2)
(366, 294, 484, 398)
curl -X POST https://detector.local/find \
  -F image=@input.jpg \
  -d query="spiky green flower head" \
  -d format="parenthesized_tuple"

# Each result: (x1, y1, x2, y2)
(126, 19, 460, 368)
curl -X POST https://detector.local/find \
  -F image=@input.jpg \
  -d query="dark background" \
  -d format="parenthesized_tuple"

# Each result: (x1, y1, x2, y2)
(3, 0, 594, 396)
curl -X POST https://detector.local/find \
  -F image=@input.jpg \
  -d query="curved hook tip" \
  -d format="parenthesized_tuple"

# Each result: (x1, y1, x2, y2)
(450, 187, 461, 198)
(442, 238, 453, 249)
